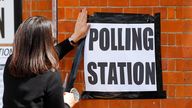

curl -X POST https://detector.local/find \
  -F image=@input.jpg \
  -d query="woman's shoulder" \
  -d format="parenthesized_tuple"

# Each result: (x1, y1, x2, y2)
(42, 69, 62, 83)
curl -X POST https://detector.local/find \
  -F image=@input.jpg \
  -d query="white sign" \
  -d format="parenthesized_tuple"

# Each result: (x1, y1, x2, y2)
(84, 23, 157, 92)
(0, 46, 12, 108)
(0, 0, 14, 44)
(0, 66, 4, 108)
(0, 46, 12, 64)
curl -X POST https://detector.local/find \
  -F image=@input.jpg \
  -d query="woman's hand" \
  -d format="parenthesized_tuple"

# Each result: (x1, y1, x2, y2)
(70, 8, 90, 43)
(63, 92, 78, 108)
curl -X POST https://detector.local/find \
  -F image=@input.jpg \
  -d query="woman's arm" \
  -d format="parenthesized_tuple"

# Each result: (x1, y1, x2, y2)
(55, 8, 90, 60)
(55, 39, 74, 60)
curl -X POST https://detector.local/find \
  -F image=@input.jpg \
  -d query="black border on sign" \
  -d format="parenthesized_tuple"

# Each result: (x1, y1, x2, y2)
(14, 0, 22, 32)
(81, 13, 166, 99)
(154, 13, 164, 93)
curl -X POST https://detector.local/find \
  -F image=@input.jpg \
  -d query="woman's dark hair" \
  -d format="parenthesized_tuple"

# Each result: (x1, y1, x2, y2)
(8, 16, 59, 77)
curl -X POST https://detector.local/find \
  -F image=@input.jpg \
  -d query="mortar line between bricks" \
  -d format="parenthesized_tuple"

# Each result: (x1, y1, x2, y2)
(58, 6, 192, 8)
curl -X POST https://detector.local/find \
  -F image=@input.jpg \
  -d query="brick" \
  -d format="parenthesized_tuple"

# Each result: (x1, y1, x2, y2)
(161, 59, 167, 70)
(63, 58, 73, 71)
(35, 1, 52, 10)
(167, 59, 175, 71)
(163, 72, 184, 84)
(32, 11, 52, 19)
(161, 34, 168, 45)
(162, 20, 192, 32)
(58, 0, 79, 7)
(160, 0, 192, 6)
(58, 21, 75, 32)
(101, 8, 123, 13)
(167, 85, 175, 97)
(31, 0, 36, 10)
(161, 99, 186, 108)
(175, 86, 185, 97)
(183, 60, 192, 71)
(177, 7, 192, 18)
(184, 85, 192, 97)
(58, 0, 65, 7)
(58, 8, 65, 20)
(153, 8, 167, 19)
(167, 34, 175, 45)
(183, 0, 192, 6)
(57, 34, 66, 42)
(109, 100, 131, 108)
(175, 34, 182, 46)
(176, 34, 192, 46)
(108, 0, 129, 6)
(137, 8, 153, 15)
(185, 99, 192, 108)
(183, 20, 192, 32)
(166, 46, 182, 58)
(65, 8, 73, 20)
(79, 100, 109, 108)
(130, 0, 159, 6)
(78, 59, 84, 70)
(92, 0, 108, 6)
(22, 0, 31, 11)
(124, 8, 138, 14)
(161, 46, 167, 58)
(59, 59, 65, 70)
(161, 20, 183, 32)
(167, 8, 175, 19)
(184, 72, 192, 83)
(80, 0, 107, 6)
(79, 0, 89, 6)
(75, 71, 84, 83)
(73, 8, 82, 19)
(176, 85, 192, 97)
(162, 72, 168, 84)
(182, 47, 192, 58)
(132, 100, 160, 108)
(175, 59, 184, 71)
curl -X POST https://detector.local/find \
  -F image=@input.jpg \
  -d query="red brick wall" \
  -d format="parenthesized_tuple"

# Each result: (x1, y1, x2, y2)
(22, 0, 192, 108)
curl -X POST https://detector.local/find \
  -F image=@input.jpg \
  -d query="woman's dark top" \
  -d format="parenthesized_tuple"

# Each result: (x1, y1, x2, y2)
(3, 39, 74, 108)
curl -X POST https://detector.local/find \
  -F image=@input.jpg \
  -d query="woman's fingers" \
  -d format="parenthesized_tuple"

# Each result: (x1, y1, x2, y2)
(77, 8, 84, 22)
(77, 12, 82, 22)
(82, 9, 87, 24)
(79, 8, 87, 23)
(77, 13, 81, 22)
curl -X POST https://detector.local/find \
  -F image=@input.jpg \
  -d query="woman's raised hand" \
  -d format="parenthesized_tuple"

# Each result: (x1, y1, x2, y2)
(70, 8, 90, 43)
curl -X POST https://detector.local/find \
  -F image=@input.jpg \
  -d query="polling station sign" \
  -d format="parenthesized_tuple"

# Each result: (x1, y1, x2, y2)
(84, 23, 156, 91)
(82, 13, 166, 99)
(0, 0, 22, 44)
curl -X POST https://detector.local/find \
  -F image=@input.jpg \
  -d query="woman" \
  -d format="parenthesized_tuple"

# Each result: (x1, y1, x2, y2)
(3, 9, 89, 108)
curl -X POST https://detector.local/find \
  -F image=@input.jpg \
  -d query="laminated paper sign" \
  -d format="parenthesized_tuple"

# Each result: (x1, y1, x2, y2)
(84, 23, 156, 91)
(0, 0, 22, 44)
(82, 13, 166, 99)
